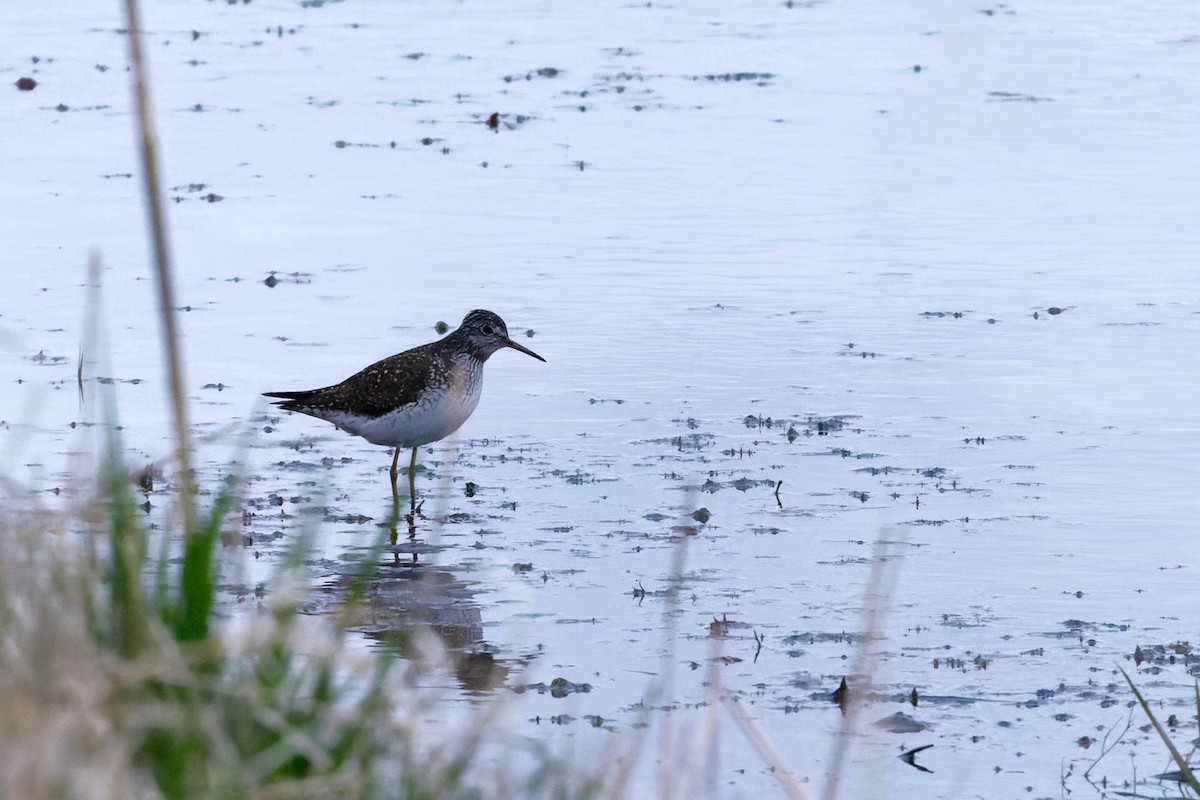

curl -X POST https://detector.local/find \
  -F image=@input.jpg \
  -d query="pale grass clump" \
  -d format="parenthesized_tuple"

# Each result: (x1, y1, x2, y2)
(0, 470, 586, 800)
(0, 502, 150, 800)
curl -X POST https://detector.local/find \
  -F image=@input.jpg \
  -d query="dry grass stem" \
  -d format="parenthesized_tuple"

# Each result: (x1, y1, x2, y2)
(120, 0, 195, 535)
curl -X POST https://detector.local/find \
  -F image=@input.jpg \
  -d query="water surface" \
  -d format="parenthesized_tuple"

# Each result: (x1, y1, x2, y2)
(3, 1, 1199, 797)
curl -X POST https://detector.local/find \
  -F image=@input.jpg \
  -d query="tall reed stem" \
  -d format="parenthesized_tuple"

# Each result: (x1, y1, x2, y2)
(120, 0, 195, 534)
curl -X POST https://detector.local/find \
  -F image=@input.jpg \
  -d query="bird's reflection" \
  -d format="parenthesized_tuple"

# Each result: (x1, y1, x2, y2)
(330, 495, 514, 694)
(385, 489, 420, 558)
(355, 566, 511, 694)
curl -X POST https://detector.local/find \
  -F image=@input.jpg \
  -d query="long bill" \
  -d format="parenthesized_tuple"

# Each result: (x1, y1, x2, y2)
(505, 338, 546, 362)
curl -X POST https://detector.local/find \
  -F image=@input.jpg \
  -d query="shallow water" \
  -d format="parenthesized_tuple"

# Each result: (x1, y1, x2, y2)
(3, 0, 1200, 797)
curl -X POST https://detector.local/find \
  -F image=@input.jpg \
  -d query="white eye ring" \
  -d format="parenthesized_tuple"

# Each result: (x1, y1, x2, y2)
(482, 325, 494, 335)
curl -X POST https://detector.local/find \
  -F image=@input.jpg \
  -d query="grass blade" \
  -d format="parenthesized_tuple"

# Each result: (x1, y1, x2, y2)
(1119, 665, 1200, 792)
(120, 0, 194, 534)
(172, 477, 233, 642)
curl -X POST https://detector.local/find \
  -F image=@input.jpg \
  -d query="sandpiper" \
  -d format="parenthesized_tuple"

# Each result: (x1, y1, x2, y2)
(264, 309, 545, 509)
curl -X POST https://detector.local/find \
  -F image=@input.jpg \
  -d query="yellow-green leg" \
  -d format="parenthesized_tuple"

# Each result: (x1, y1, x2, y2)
(389, 449, 401, 499)
(389, 447, 419, 511)
(408, 447, 418, 511)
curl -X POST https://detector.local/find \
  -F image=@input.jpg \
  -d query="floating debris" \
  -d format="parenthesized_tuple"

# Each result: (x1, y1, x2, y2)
(502, 66, 561, 82)
(875, 711, 927, 733)
(988, 90, 1052, 102)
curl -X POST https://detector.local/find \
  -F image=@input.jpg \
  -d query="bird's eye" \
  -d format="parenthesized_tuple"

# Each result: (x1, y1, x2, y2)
(481, 325, 494, 335)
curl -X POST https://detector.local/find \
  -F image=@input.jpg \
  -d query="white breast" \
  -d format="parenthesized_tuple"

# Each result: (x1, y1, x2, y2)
(330, 357, 483, 448)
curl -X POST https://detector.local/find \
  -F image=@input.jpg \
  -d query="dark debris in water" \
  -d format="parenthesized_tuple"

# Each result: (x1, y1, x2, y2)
(706, 614, 756, 638)
(517, 676, 592, 698)
(810, 447, 883, 460)
(636, 432, 715, 451)
(1059, 619, 1131, 635)
(743, 413, 861, 436)
(840, 345, 879, 358)
(1132, 642, 1195, 672)
(931, 654, 992, 671)
(165, 182, 223, 203)
(853, 465, 949, 478)
(686, 72, 774, 85)
(502, 66, 561, 82)
(694, 477, 776, 494)
(480, 111, 533, 130)
(27, 350, 69, 366)
(265, 457, 345, 473)
(550, 468, 610, 485)
(988, 90, 1052, 102)
(333, 139, 395, 149)
(50, 102, 111, 113)
(874, 711, 927, 733)
(938, 613, 992, 629)
(326, 512, 373, 524)
(783, 631, 856, 646)
(262, 271, 312, 288)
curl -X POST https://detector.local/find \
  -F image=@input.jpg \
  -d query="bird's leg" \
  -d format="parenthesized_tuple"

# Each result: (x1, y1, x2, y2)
(390, 448, 401, 500)
(408, 447, 419, 512)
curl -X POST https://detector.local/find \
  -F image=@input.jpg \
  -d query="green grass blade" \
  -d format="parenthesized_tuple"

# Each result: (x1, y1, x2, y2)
(171, 478, 233, 642)
(103, 433, 148, 658)
(1119, 666, 1200, 792)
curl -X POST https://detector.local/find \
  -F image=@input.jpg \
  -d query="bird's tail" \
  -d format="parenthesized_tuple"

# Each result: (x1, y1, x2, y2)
(263, 389, 316, 411)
